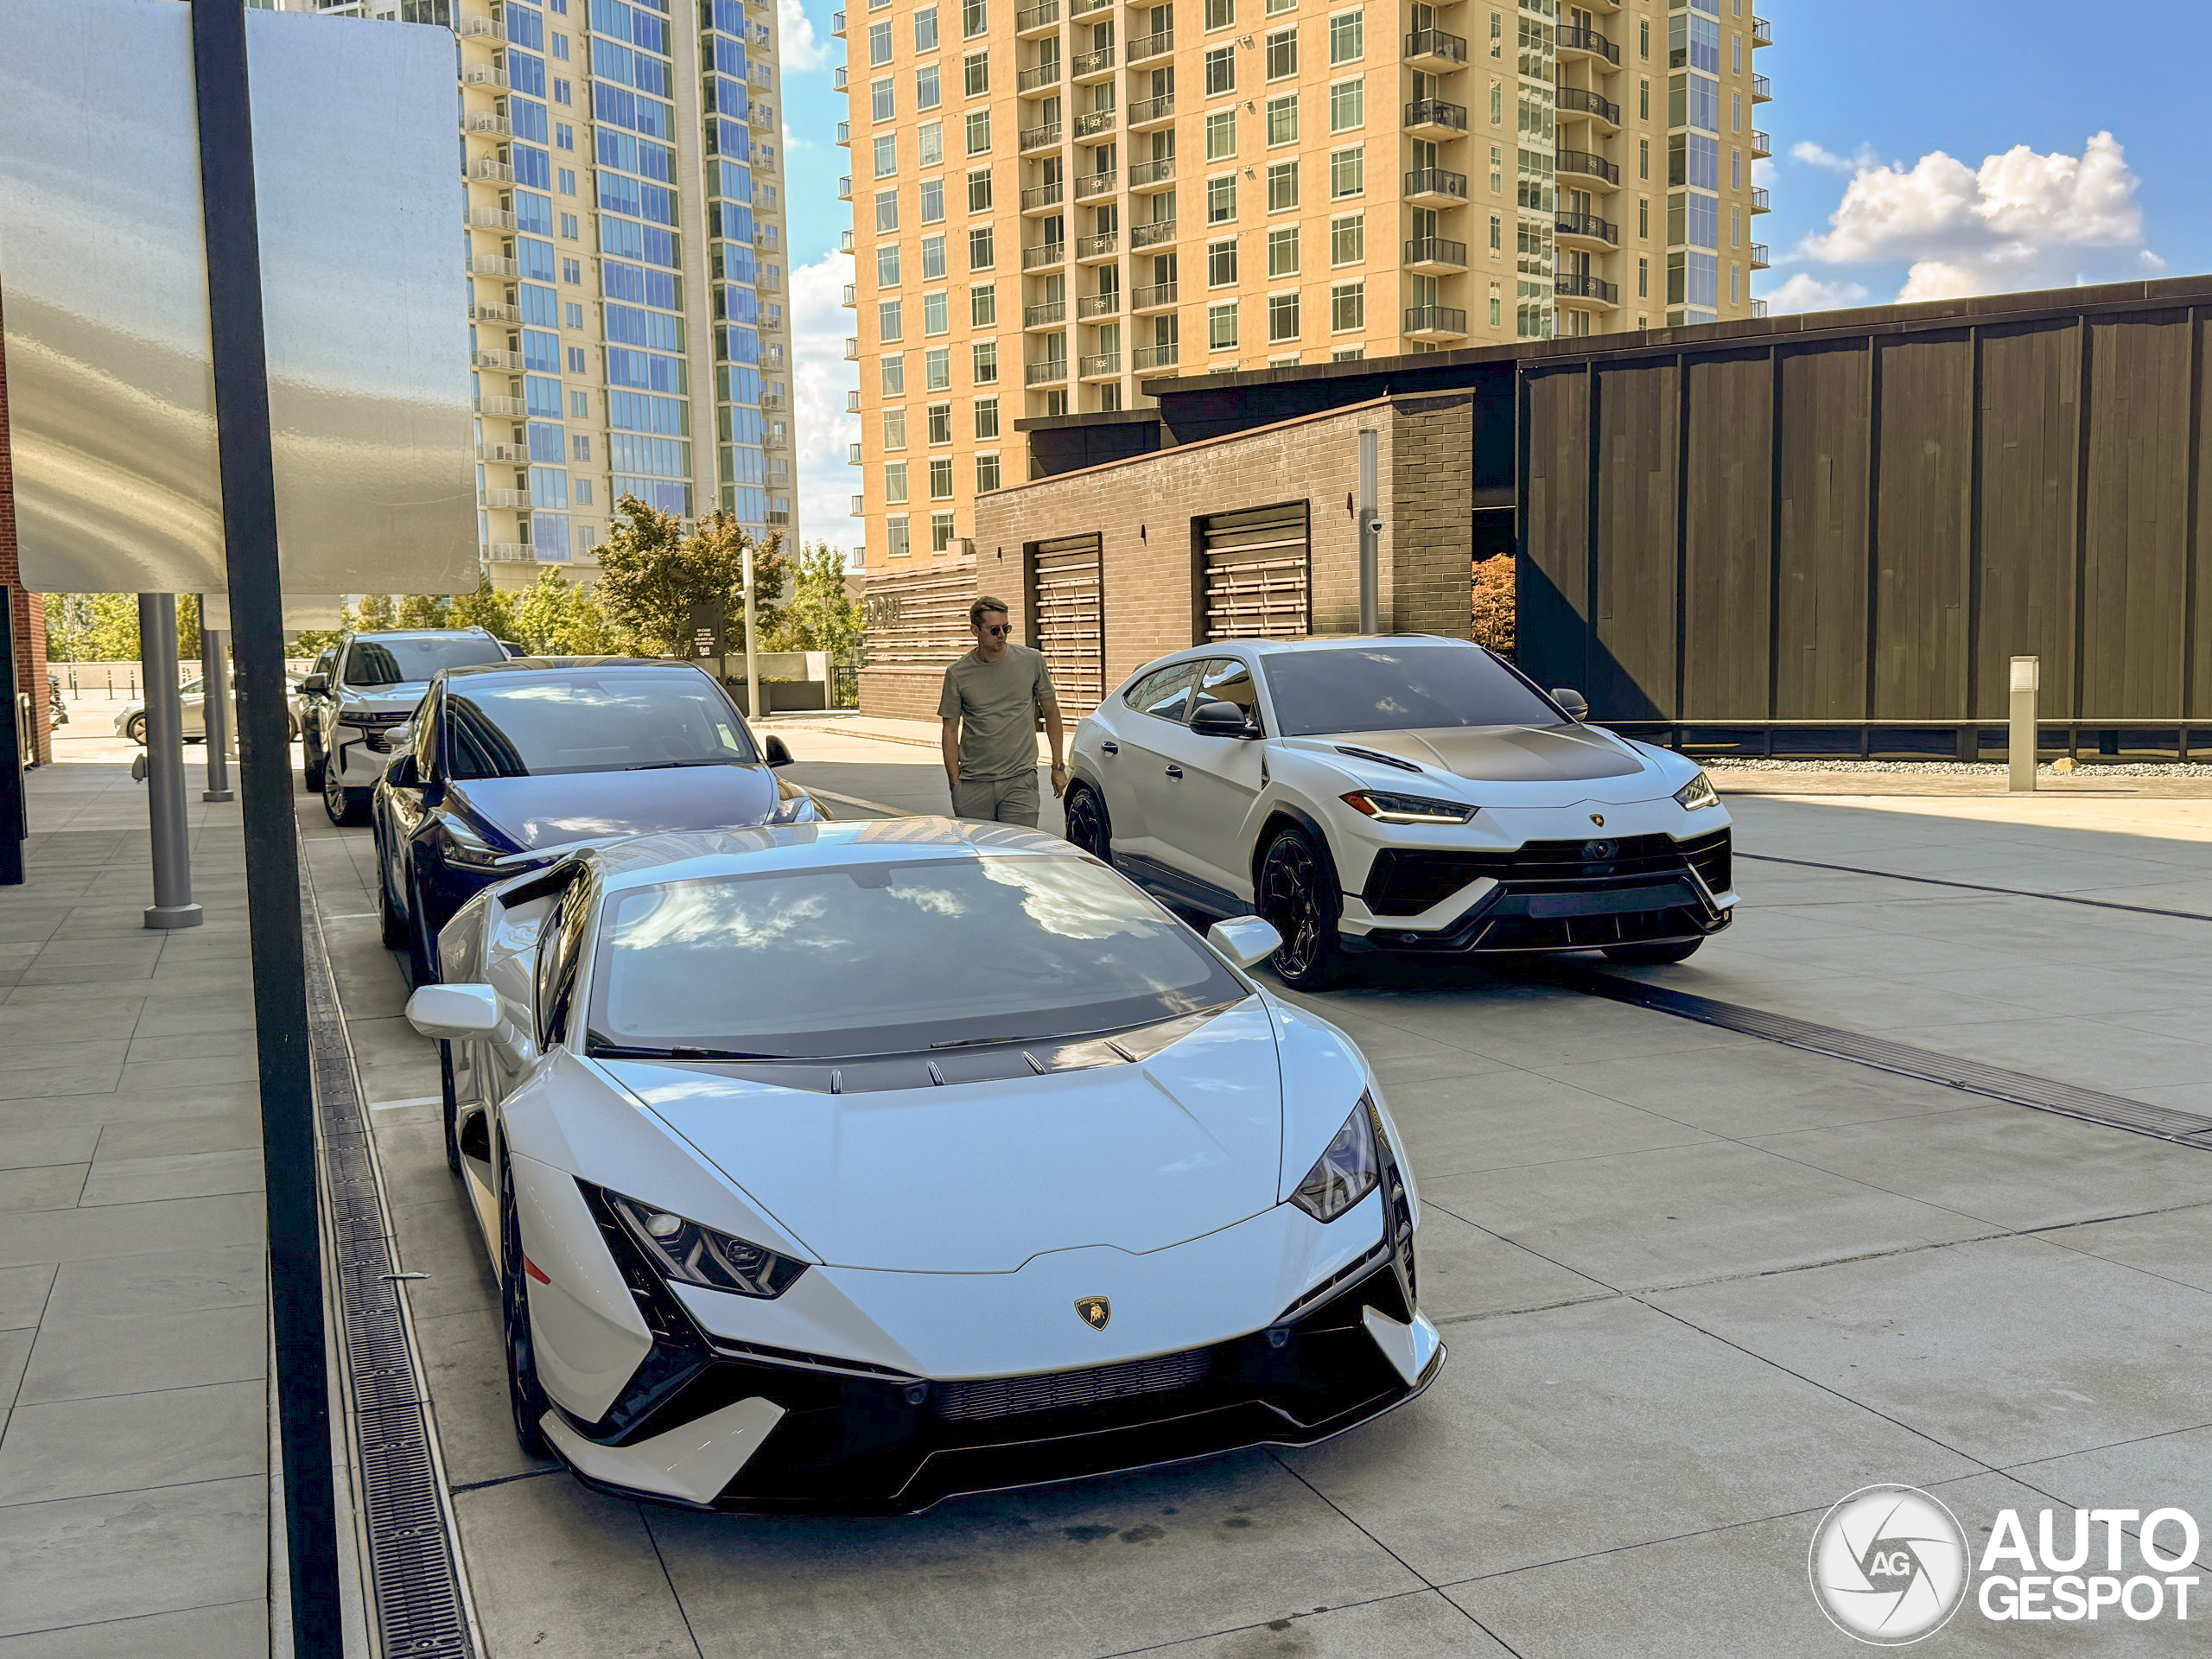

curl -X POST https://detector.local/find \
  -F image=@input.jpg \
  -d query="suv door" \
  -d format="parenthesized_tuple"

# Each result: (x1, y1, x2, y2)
(1140, 657, 1268, 906)
(1108, 660, 1203, 878)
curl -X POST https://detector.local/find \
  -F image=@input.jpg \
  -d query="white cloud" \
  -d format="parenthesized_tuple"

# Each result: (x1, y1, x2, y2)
(779, 0, 829, 71)
(1790, 140, 1878, 175)
(1793, 131, 2159, 302)
(1761, 273, 1871, 315)
(786, 252, 860, 553)
(782, 124, 809, 150)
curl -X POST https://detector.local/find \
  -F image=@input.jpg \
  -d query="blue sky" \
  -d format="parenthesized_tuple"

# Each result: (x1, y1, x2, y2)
(778, 0, 2212, 553)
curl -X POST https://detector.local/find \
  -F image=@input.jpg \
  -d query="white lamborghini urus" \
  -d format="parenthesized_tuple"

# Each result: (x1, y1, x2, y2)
(1064, 637, 1738, 989)
(404, 821, 1442, 1514)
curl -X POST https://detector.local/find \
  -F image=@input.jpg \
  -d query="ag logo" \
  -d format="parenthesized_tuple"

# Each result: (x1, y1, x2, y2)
(1809, 1484, 1970, 1645)
(1074, 1295, 1111, 1331)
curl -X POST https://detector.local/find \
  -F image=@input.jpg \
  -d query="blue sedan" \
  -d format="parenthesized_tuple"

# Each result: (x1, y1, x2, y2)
(371, 658, 825, 985)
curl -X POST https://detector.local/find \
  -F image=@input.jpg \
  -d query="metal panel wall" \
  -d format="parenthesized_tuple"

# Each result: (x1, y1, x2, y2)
(1025, 534, 1106, 712)
(1975, 321, 2079, 720)
(1872, 334, 1974, 718)
(1197, 504, 1311, 640)
(1592, 362, 1677, 721)
(1775, 343, 1872, 720)
(1518, 368, 1591, 692)
(1681, 353, 1772, 719)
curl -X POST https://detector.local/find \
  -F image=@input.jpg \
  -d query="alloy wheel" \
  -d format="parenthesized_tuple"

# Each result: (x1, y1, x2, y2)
(1065, 785, 1110, 861)
(1260, 836, 1324, 978)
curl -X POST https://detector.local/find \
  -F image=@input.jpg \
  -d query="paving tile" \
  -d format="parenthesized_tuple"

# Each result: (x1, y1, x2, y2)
(0, 1477, 264, 1638)
(1138, 1591, 1513, 1657)
(0, 1382, 264, 1505)
(127, 996, 257, 1040)
(92, 1114, 261, 1160)
(0, 1333, 29, 1411)
(16, 1299, 264, 1406)
(2040, 1204, 2212, 1297)
(0, 1171, 86, 1217)
(0, 1122, 99, 1176)
(114, 1053, 258, 1094)
(0, 1005, 136, 1047)
(35, 1244, 264, 1322)
(416, 1307, 554, 1490)
(0, 1272, 54, 1336)
(0, 1050, 127, 1103)
(0, 1197, 262, 1270)
(76, 1151, 262, 1208)
(1414, 1204, 1614, 1324)
(1381, 1069, 1714, 1182)
(1534, 1043, 1976, 1139)
(0, 1599, 267, 1658)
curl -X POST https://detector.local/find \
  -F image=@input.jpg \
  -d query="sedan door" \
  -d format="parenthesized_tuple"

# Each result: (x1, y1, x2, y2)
(1138, 658, 1268, 908)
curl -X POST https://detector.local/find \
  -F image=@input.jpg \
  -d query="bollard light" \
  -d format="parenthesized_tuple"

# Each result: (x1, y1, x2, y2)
(2009, 655, 2039, 793)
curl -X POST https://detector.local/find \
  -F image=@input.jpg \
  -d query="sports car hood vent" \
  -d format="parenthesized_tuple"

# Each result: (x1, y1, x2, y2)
(601, 1000, 1285, 1272)
(1318, 723, 1647, 783)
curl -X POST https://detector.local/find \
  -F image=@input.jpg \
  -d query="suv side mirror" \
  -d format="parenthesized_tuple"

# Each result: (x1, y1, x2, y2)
(763, 734, 794, 767)
(1551, 687, 1589, 721)
(302, 673, 329, 696)
(1190, 699, 1257, 739)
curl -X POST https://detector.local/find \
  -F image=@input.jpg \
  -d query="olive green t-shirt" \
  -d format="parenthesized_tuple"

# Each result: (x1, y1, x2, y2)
(938, 644, 1055, 780)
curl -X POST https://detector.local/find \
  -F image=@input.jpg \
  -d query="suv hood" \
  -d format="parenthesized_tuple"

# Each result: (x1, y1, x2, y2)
(337, 682, 431, 714)
(448, 766, 782, 854)
(1306, 722, 1650, 783)
(605, 1001, 1285, 1273)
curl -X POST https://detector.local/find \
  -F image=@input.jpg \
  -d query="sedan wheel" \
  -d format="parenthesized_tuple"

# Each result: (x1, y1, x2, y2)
(499, 1156, 550, 1459)
(124, 713, 146, 745)
(1257, 826, 1344, 991)
(1064, 782, 1112, 863)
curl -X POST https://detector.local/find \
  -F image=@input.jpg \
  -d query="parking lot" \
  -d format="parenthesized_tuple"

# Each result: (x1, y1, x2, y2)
(277, 721, 2212, 1657)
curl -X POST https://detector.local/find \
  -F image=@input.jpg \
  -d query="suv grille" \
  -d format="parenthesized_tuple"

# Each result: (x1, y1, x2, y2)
(934, 1349, 1214, 1421)
(1364, 829, 1731, 917)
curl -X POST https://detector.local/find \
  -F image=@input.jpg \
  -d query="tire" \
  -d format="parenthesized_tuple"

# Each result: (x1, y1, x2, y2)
(1256, 824, 1346, 992)
(1063, 780, 1112, 863)
(499, 1154, 550, 1459)
(1602, 938, 1706, 966)
(323, 755, 364, 826)
(303, 741, 325, 794)
(124, 713, 146, 745)
(439, 1042, 461, 1176)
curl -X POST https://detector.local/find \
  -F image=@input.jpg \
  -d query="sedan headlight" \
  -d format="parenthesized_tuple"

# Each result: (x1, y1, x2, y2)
(1290, 1096, 1382, 1224)
(606, 1190, 809, 1299)
(1340, 790, 1478, 825)
(439, 823, 515, 870)
(1674, 770, 1721, 812)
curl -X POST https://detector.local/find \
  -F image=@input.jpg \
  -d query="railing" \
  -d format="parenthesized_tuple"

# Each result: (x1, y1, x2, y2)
(1750, 242, 1770, 268)
(468, 254, 518, 277)
(1404, 304, 1467, 334)
(1751, 297, 1769, 319)
(836, 120, 850, 143)
(467, 158, 514, 183)
(473, 302, 521, 322)
(837, 175, 853, 199)
(832, 9, 845, 33)
(1077, 231, 1120, 258)
(1556, 271, 1618, 304)
(1022, 180, 1065, 208)
(461, 64, 509, 88)
(481, 486, 531, 508)
(1078, 351, 1121, 378)
(1024, 240, 1068, 268)
(1015, 0, 1060, 30)
(1070, 0, 1109, 14)
(457, 16, 498, 38)
(1129, 92, 1173, 125)
(1074, 169, 1117, 200)
(833, 66, 848, 89)
(1752, 73, 1772, 100)
(1133, 340, 1179, 370)
(1751, 15, 1772, 46)
(762, 391, 787, 410)
(479, 393, 528, 417)
(846, 442, 863, 464)
(1405, 236, 1467, 267)
(842, 283, 856, 306)
(1027, 358, 1070, 384)
(480, 442, 528, 462)
(844, 336, 859, 359)
(840, 228, 855, 252)
(1020, 121, 1063, 149)
(850, 495, 865, 516)
(1555, 208, 1618, 245)
(1403, 98, 1468, 132)
(1077, 290, 1120, 317)
(486, 543, 536, 562)
(1129, 155, 1174, 188)
(1751, 128, 1771, 158)
(1131, 219, 1176, 248)
(1074, 108, 1117, 137)
(843, 390, 860, 411)
(749, 104, 775, 130)
(1403, 27, 1466, 65)
(1072, 44, 1116, 76)
(1556, 24, 1619, 64)
(1128, 26, 1173, 61)
(1751, 185, 1771, 213)
(1556, 148, 1620, 185)
(1556, 86, 1619, 125)
(1132, 281, 1177, 310)
(466, 206, 517, 232)
(462, 112, 512, 137)
(1404, 166, 1468, 200)
(1025, 298, 1068, 326)
(1019, 60, 1063, 91)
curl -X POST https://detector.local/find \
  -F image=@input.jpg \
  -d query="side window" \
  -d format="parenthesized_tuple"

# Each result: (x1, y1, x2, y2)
(413, 692, 440, 774)
(312, 649, 335, 683)
(1130, 662, 1202, 723)
(532, 874, 593, 1046)
(1198, 658, 1262, 731)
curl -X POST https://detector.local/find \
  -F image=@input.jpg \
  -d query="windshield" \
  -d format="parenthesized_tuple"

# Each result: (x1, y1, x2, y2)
(445, 669, 759, 779)
(585, 855, 1245, 1060)
(1262, 644, 1560, 736)
(344, 635, 506, 688)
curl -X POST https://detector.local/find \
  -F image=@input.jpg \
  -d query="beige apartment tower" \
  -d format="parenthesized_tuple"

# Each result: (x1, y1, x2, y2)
(838, 0, 1771, 569)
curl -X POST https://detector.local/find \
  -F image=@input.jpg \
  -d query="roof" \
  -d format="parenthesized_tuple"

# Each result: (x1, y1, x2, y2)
(585, 817, 1071, 891)
(442, 655, 683, 679)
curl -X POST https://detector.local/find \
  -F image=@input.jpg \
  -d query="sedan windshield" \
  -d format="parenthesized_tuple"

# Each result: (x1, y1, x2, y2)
(346, 636, 507, 687)
(1262, 644, 1560, 736)
(585, 855, 1245, 1060)
(445, 669, 759, 779)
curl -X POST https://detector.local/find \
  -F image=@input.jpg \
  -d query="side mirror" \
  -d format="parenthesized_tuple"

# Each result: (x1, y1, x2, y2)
(763, 734, 794, 767)
(302, 673, 329, 696)
(497, 639, 526, 658)
(1190, 699, 1256, 739)
(405, 982, 500, 1040)
(1551, 687, 1590, 721)
(1206, 914, 1284, 969)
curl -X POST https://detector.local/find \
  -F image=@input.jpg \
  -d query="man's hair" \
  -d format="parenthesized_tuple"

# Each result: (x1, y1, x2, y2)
(969, 596, 1010, 628)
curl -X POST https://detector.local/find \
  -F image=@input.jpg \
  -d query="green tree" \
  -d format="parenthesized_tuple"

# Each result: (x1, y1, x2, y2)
(593, 496, 785, 659)
(765, 542, 862, 658)
(447, 577, 521, 645)
(394, 593, 448, 629)
(354, 593, 397, 632)
(512, 571, 624, 656)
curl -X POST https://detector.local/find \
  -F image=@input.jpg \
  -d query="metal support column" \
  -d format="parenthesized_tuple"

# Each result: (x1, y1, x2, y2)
(1357, 429, 1381, 634)
(200, 620, 235, 802)
(742, 542, 761, 722)
(137, 594, 204, 929)
(0, 587, 23, 887)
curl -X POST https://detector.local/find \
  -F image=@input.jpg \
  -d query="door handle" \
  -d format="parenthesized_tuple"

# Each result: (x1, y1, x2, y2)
(1165, 765, 1183, 779)
(1101, 741, 1118, 755)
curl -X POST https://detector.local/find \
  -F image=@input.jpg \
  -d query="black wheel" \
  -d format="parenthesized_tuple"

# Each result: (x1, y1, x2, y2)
(303, 740, 325, 794)
(439, 1042, 461, 1176)
(1602, 938, 1706, 965)
(499, 1154, 550, 1458)
(378, 854, 409, 950)
(288, 715, 302, 742)
(1257, 825, 1345, 991)
(323, 756, 363, 826)
(124, 713, 147, 745)
(1063, 781, 1112, 862)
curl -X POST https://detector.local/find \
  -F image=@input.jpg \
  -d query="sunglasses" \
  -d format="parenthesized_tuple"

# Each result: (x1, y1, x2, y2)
(978, 623, 1010, 637)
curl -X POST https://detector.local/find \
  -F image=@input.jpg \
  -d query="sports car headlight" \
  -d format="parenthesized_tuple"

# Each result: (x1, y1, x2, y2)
(607, 1190, 809, 1299)
(1290, 1095, 1382, 1224)
(1340, 790, 1478, 825)
(1674, 770, 1721, 811)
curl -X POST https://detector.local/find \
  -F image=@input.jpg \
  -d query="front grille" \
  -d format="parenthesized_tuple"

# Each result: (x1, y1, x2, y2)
(1364, 829, 1732, 916)
(934, 1349, 1215, 1422)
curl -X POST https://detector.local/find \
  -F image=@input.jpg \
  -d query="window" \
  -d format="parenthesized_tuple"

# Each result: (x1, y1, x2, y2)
(559, 213, 579, 239)
(884, 461, 909, 503)
(964, 0, 987, 38)
(1639, 18, 1649, 58)
(1489, 81, 1502, 124)
(569, 390, 588, 418)
(887, 516, 911, 558)
(1730, 263, 1739, 304)
(878, 244, 902, 285)
(1330, 79, 1363, 131)
(930, 459, 954, 498)
(915, 7, 939, 51)
(919, 123, 945, 168)
(969, 226, 996, 268)
(1490, 144, 1503, 194)
(1204, 0, 1233, 28)
(1488, 282, 1501, 326)
(920, 179, 945, 222)
(876, 189, 899, 232)
(874, 135, 898, 177)
(972, 339, 999, 382)
(1205, 110, 1236, 159)
(556, 122, 575, 149)
(1639, 79, 1649, 121)
(868, 21, 893, 64)
(967, 111, 992, 153)
(926, 346, 952, 388)
(1330, 282, 1363, 331)
(969, 167, 994, 211)
(1488, 213, 1501, 251)
(1207, 238, 1238, 285)
(1328, 146, 1363, 198)
(574, 480, 593, 505)
(924, 291, 950, 334)
(1266, 95, 1298, 145)
(1732, 92, 1742, 132)
(965, 49, 989, 95)
(976, 397, 1000, 437)
(1208, 300, 1238, 349)
(976, 453, 1001, 492)
(872, 78, 896, 121)
(882, 353, 906, 396)
(1637, 256, 1649, 298)
(1732, 33, 1741, 73)
(1207, 175, 1236, 223)
(1330, 213, 1363, 264)
(931, 512, 957, 552)
(1268, 161, 1299, 210)
(922, 236, 949, 279)
(1265, 0, 1293, 14)
(1328, 10, 1362, 62)
(1267, 226, 1299, 276)
(879, 299, 904, 341)
(1264, 29, 1297, 79)
(1638, 196, 1649, 238)
(565, 302, 583, 327)
(883, 407, 907, 448)
(557, 167, 576, 195)
(1205, 48, 1235, 95)
(1730, 206, 1740, 247)
(918, 64, 942, 109)
(928, 403, 953, 443)
(1640, 138, 1651, 181)
(566, 346, 586, 372)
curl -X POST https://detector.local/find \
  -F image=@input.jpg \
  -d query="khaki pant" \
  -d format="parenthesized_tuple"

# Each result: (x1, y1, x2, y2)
(951, 770, 1040, 826)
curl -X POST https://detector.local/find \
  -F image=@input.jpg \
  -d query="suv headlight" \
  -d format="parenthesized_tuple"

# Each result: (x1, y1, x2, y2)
(1341, 790, 1478, 825)
(1290, 1095, 1382, 1224)
(1674, 771, 1720, 811)
(606, 1190, 809, 1299)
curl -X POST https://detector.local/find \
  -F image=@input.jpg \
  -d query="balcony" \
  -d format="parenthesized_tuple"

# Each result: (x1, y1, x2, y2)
(1556, 24, 1619, 67)
(1129, 155, 1174, 189)
(1555, 207, 1618, 248)
(840, 228, 855, 252)
(468, 253, 519, 277)
(1015, 0, 1060, 35)
(846, 442, 862, 464)
(461, 64, 509, 90)
(1129, 92, 1174, 130)
(1074, 108, 1117, 139)
(1074, 168, 1117, 201)
(1025, 298, 1068, 327)
(1071, 0, 1109, 15)
(1132, 281, 1177, 312)
(473, 301, 521, 323)
(486, 543, 536, 563)
(462, 112, 512, 137)
(467, 158, 514, 184)
(844, 336, 859, 359)
(1133, 340, 1178, 371)
(832, 8, 845, 34)
(1027, 358, 1070, 385)
(478, 393, 528, 418)
(1555, 148, 1621, 189)
(1751, 185, 1771, 213)
(1404, 236, 1468, 274)
(844, 390, 861, 412)
(1752, 15, 1772, 47)
(1555, 271, 1618, 308)
(1077, 290, 1120, 318)
(480, 442, 528, 463)
(1131, 219, 1176, 249)
(466, 206, 517, 232)
(457, 15, 498, 39)
(1078, 351, 1121, 379)
(1752, 73, 1772, 102)
(836, 120, 850, 145)
(850, 495, 865, 516)
(1403, 99, 1467, 138)
(834, 66, 848, 90)
(842, 283, 856, 306)
(1020, 121, 1063, 152)
(762, 390, 787, 410)
(1072, 44, 1116, 81)
(1018, 60, 1063, 92)
(1751, 298, 1769, 319)
(1750, 242, 1770, 270)
(837, 175, 853, 200)
(1024, 239, 1068, 269)
(1404, 166, 1468, 207)
(1077, 231, 1120, 261)
(1403, 304, 1468, 342)
(1556, 86, 1620, 130)
(1403, 28, 1466, 72)
(1021, 179, 1065, 212)
(481, 486, 531, 509)
(1128, 26, 1173, 63)
(1751, 128, 1771, 159)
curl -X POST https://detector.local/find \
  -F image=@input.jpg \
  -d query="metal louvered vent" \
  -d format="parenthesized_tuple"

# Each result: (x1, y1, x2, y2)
(303, 881, 474, 1657)
(1199, 501, 1311, 641)
(1026, 532, 1106, 714)
(935, 1349, 1214, 1421)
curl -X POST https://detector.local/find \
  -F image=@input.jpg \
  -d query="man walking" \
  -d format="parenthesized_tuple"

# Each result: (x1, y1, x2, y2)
(938, 597, 1066, 825)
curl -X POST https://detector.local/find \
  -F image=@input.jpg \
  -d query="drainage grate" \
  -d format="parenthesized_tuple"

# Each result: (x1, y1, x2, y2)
(302, 877, 475, 1658)
(1560, 967, 2212, 1149)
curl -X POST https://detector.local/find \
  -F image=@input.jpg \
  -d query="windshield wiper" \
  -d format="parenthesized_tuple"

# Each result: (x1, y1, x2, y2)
(623, 758, 747, 771)
(589, 1040, 797, 1061)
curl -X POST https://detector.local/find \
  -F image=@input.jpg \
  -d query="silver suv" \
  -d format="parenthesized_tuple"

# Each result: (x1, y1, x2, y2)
(302, 629, 509, 824)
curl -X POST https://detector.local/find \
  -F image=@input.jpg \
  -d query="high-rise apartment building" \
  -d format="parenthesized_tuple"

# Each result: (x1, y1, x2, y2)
(838, 0, 1769, 570)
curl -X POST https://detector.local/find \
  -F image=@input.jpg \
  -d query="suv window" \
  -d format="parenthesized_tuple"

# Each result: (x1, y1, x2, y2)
(343, 634, 507, 688)
(1126, 662, 1201, 723)
(1197, 658, 1262, 731)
